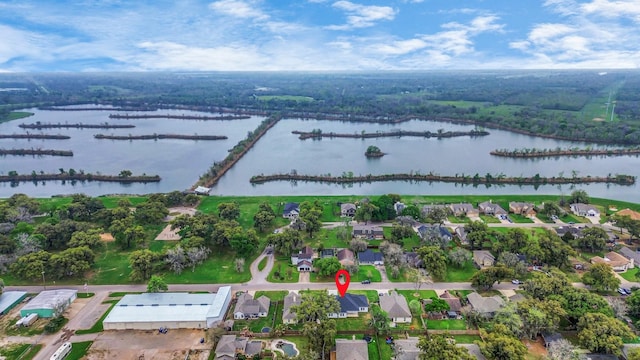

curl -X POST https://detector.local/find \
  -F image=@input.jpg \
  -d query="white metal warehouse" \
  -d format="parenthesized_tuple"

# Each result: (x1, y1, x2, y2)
(20, 289, 77, 318)
(103, 286, 231, 330)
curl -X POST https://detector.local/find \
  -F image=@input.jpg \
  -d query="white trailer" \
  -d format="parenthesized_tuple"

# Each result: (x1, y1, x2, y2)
(22, 313, 38, 326)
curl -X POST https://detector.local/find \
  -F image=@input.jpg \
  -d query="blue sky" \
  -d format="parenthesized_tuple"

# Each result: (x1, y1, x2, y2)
(1, 0, 639, 71)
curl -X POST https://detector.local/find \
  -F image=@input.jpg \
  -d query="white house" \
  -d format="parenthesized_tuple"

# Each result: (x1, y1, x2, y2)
(570, 203, 600, 217)
(233, 293, 270, 319)
(328, 293, 369, 318)
(379, 292, 412, 325)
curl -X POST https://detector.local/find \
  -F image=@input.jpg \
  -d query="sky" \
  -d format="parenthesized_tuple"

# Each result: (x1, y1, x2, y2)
(1, 0, 639, 72)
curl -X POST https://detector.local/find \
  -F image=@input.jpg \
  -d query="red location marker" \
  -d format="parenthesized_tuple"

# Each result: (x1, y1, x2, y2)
(335, 269, 350, 297)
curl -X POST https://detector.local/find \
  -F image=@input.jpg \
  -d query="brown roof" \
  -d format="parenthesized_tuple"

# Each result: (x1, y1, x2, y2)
(443, 297, 462, 311)
(591, 251, 631, 268)
(617, 208, 640, 221)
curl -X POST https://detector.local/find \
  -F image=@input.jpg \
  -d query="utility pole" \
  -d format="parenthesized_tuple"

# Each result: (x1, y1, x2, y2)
(42, 271, 46, 291)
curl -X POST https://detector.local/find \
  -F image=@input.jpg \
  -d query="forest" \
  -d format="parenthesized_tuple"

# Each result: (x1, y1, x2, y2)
(2, 70, 640, 144)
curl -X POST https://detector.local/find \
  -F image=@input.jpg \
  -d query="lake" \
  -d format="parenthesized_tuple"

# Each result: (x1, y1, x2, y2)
(2, 109, 640, 202)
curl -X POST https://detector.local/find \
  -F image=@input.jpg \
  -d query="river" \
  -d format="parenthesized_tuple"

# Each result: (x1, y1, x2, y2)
(2, 110, 640, 202)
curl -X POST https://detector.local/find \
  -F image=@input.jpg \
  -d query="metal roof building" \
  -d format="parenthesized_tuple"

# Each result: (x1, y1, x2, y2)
(20, 289, 77, 318)
(103, 286, 231, 330)
(0, 291, 27, 315)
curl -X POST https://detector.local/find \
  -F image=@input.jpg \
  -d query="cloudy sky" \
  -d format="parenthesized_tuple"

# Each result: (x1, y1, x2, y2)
(1, 0, 639, 72)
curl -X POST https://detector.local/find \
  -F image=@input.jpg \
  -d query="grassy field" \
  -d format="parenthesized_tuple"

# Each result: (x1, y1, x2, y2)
(307, 227, 350, 249)
(67, 341, 93, 360)
(268, 258, 300, 283)
(426, 319, 467, 330)
(621, 267, 639, 282)
(0, 343, 42, 360)
(444, 261, 478, 282)
(509, 214, 534, 223)
(335, 313, 371, 331)
(382, 227, 421, 250)
(0, 111, 34, 123)
(258, 257, 268, 271)
(349, 290, 380, 303)
(452, 334, 481, 343)
(254, 290, 289, 302)
(395, 289, 437, 300)
(479, 215, 500, 224)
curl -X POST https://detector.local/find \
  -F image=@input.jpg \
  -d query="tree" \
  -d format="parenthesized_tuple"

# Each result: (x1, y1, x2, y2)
(165, 245, 187, 274)
(119, 169, 132, 178)
(424, 297, 450, 313)
(517, 299, 565, 340)
(628, 348, 640, 360)
(471, 265, 514, 290)
(417, 334, 474, 360)
(186, 246, 210, 272)
(551, 287, 613, 323)
(493, 303, 523, 337)
(147, 275, 168, 292)
(354, 202, 377, 223)
(401, 205, 421, 220)
(409, 299, 421, 316)
(448, 248, 471, 268)
(389, 224, 415, 245)
(299, 201, 323, 238)
(268, 228, 303, 257)
(291, 290, 340, 323)
(134, 201, 169, 225)
(577, 312, 634, 355)
(379, 241, 405, 275)
(217, 202, 240, 221)
(302, 319, 336, 360)
(230, 229, 259, 258)
(497, 252, 527, 278)
(542, 202, 562, 218)
(417, 246, 447, 280)
(129, 249, 161, 281)
(547, 339, 581, 360)
(349, 238, 368, 253)
(253, 209, 275, 232)
(369, 305, 391, 335)
(574, 227, 607, 253)
(235, 258, 245, 273)
(424, 207, 450, 225)
(478, 324, 527, 360)
(67, 228, 104, 251)
(569, 189, 590, 204)
(523, 268, 570, 300)
(0, 278, 3, 295)
(10, 250, 51, 280)
(314, 257, 342, 277)
(582, 263, 620, 292)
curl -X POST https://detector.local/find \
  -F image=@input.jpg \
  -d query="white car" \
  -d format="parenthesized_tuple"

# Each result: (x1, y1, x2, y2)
(511, 279, 521, 285)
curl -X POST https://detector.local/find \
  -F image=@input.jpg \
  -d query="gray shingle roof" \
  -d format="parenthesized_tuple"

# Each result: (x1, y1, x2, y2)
(336, 293, 369, 313)
(335, 339, 369, 360)
(379, 292, 411, 319)
(466, 292, 504, 314)
(283, 292, 301, 321)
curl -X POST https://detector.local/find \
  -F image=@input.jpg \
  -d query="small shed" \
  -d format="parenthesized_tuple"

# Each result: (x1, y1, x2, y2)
(20, 289, 77, 318)
(0, 291, 27, 315)
(541, 332, 563, 347)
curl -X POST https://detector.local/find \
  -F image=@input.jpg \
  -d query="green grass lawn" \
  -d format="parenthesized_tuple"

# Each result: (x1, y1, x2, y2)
(444, 261, 478, 282)
(2, 316, 46, 336)
(426, 319, 467, 330)
(349, 290, 380, 303)
(621, 267, 639, 281)
(335, 314, 371, 331)
(0, 343, 42, 360)
(267, 258, 299, 283)
(66, 341, 93, 360)
(395, 289, 437, 300)
(452, 334, 481, 344)
(509, 214, 534, 223)
(535, 213, 556, 223)
(382, 227, 421, 250)
(258, 257, 268, 271)
(75, 302, 117, 334)
(162, 249, 252, 284)
(254, 290, 289, 302)
(353, 265, 382, 283)
(479, 215, 500, 224)
(307, 227, 350, 249)
(448, 215, 470, 224)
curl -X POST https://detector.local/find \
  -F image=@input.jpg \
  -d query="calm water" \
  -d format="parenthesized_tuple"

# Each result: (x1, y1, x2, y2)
(2, 110, 640, 202)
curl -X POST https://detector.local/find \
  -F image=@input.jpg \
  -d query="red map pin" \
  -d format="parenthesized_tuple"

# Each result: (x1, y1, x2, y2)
(335, 269, 350, 297)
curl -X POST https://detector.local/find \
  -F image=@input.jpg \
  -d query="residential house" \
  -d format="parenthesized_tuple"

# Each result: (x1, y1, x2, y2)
(379, 291, 412, 324)
(337, 249, 355, 266)
(328, 293, 369, 318)
(393, 339, 420, 360)
(334, 339, 369, 360)
(233, 293, 270, 319)
(421, 204, 449, 217)
(509, 202, 537, 216)
(394, 202, 406, 215)
(449, 203, 479, 217)
(291, 245, 315, 272)
(478, 201, 507, 216)
(215, 335, 262, 360)
(358, 249, 384, 265)
(282, 202, 300, 219)
(439, 291, 462, 316)
(282, 292, 301, 325)
(352, 224, 384, 240)
(570, 203, 600, 217)
(416, 224, 452, 242)
(193, 186, 211, 196)
(473, 250, 495, 268)
(404, 252, 424, 269)
(619, 247, 640, 267)
(555, 225, 584, 238)
(590, 251, 633, 272)
(466, 292, 505, 317)
(341, 203, 357, 217)
(455, 226, 468, 244)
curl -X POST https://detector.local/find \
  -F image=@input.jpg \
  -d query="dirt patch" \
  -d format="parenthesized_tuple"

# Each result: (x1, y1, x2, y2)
(155, 224, 181, 241)
(85, 329, 210, 360)
(593, 117, 605, 122)
(524, 337, 547, 358)
(163, 207, 197, 222)
(99, 233, 114, 242)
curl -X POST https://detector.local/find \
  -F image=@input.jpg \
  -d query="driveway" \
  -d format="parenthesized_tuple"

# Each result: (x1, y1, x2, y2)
(248, 252, 274, 286)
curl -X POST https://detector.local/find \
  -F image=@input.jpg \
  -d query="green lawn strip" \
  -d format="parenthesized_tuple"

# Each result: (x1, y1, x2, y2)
(448, 215, 470, 224)
(426, 319, 467, 330)
(161, 250, 252, 284)
(560, 213, 588, 224)
(308, 227, 349, 249)
(76, 292, 95, 298)
(335, 314, 370, 331)
(367, 339, 381, 360)
(621, 267, 639, 282)
(98, 196, 149, 209)
(66, 341, 93, 360)
(280, 336, 309, 353)
(90, 242, 134, 284)
(75, 301, 118, 334)
(353, 265, 382, 283)
(382, 227, 421, 250)
(349, 290, 380, 303)
(535, 213, 555, 223)
(0, 343, 31, 360)
(509, 214, 534, 223)
(108, 292, 141, 297)
(254, 291, 289, 302)
(452, 334, 481, 344)
(267, 258, 299, 283)
(4, 111, 34, 122)
(20, 344, 42, 360)
(377, 336, 395, 360)
(395, 289, 437, 301)
(256, 95, 314, 102)
(444, 261, 478, 282)
(386, 265, 409, 282)
(479, 215, 500, 224)
(258, 257, 268, 271)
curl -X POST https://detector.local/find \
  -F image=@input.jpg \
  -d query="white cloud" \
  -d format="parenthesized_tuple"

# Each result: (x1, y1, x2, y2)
(208, 0, 269, 20)
(326, 1, 397, 30)
(581, 0, 640, 21)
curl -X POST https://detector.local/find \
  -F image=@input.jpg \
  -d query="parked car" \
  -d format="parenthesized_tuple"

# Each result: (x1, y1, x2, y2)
(618, 288, 628, 295)
(511, 279, 521, 285)
(361, 280, 371, 284)
(623, 288, 632, 295)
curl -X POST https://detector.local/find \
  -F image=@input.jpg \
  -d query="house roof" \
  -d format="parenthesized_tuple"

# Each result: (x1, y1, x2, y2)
(571, 203, 599, 214)
(617, 208, 640, 221)
(466, 292, 505, 314)
(335, 339, 369, 360)
(336, 293, 369, 313)
(215, 335, 237, 359)
(417, 224, 452, 239)
(321, 249, 335, 257)
(337, 249, 354, 261)
(619, 247, 640, 264)
(0, 291, 27, 314)
(443, 298, 462, 312)
(245, 341, 262, 356)
(234, 293, 270, 315)
(283, 292, 301, 321)
(352, 224, 383, 234)
(473, 250, 495, 264)
(358, 249, 383, 263)
(283, 202, 300, 214)
(394, 339, 420, 360)
(555, 226, 583, 237)
(296, 260, 313, 267)
(21, 289, 77, 312)
(404, 252, 424, 268)
(478, 201, 507, 214)
(421, 204, 449, 215)
(379, 291, 411, 319)
(509, 202, 535, 212)
(450, 203, 475, 213)
(591, 251, 631, 267)
(541, 332, 563, 345)
(341, 203, 356, 212)
(455, 226, 467, 240)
